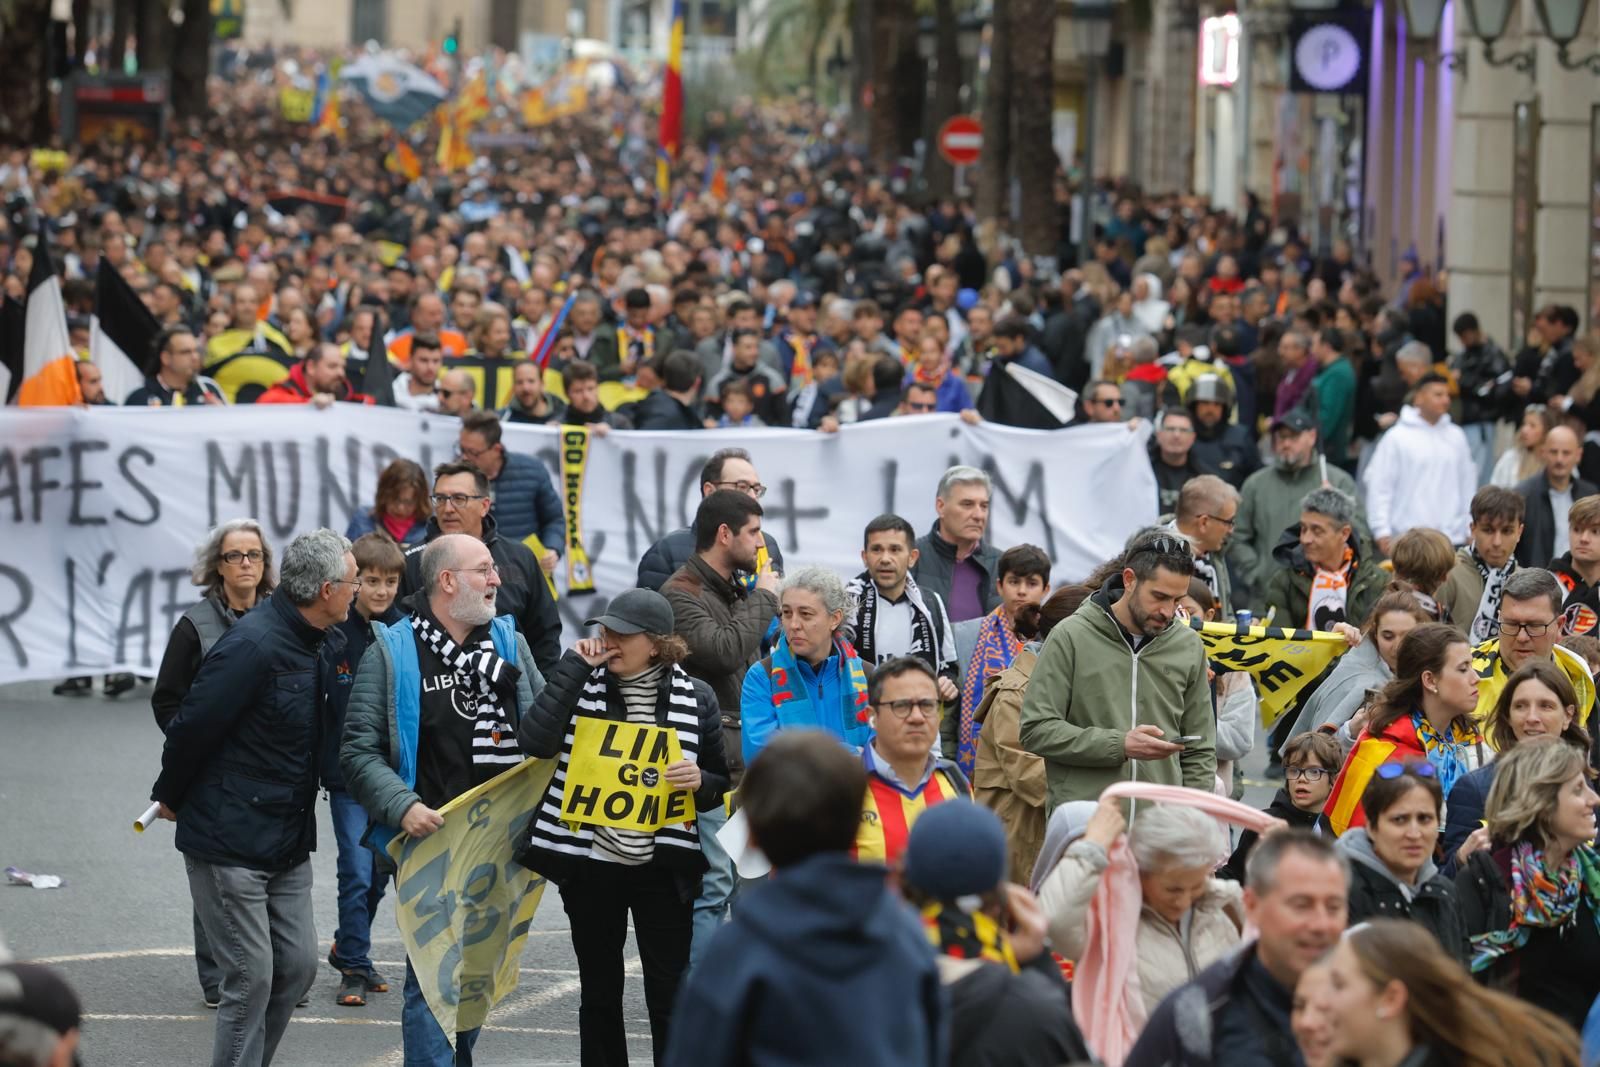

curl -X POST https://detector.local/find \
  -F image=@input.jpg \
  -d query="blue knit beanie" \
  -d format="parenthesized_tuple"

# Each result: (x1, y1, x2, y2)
(902, 801, 1008, 899)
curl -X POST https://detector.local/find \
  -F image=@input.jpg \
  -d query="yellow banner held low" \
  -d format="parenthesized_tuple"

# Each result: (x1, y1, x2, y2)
(561, 718, 693, 832)
(387, 756, 556, 1046)
(1189, 617, 1351, 728)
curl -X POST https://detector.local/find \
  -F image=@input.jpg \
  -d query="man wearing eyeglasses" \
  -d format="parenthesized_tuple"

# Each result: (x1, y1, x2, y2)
(399, 462, 562, 677)
(1469, 568, 1596, 728)
(852, 658, 971, 867)
(457, 411, 564, 573)
(636, 448, 786, 592)
(1020, 533, 1216, 809)
(1170, 475, 1240, 616)
(342, 532, 546, 1066)
(895, 381, 940, 416)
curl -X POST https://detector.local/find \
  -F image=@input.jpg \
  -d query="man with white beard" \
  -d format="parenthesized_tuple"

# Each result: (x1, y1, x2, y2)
(341, 532, 547, 1066)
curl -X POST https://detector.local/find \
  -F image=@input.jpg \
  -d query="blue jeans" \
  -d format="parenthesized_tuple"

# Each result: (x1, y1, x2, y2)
(329, 789, 386, 972)
(688, 804, 733, 969)
(402, 960, 480, 1067)
(1463, 420, 1497, 486)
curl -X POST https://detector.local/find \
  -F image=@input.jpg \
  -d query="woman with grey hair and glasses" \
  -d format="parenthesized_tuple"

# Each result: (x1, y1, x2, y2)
(149, 517, 275, 1010)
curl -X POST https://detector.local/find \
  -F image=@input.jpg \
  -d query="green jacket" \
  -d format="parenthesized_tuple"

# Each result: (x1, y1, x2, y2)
(1230, 459, 1368, 599)
(1256, 527, 1389, 629)
(1018, 579, 1216, 810)
(1312, 357, 1357, 463)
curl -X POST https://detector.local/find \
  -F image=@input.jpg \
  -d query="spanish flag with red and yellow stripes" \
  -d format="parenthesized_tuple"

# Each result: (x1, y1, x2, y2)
(1322, 717, 1425, 836)
(853, 750, 971, 866)
(656, 0, 684, 202)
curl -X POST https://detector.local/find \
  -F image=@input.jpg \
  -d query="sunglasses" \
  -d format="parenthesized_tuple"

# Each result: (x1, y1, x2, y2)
(1375, 761, 1436, 780)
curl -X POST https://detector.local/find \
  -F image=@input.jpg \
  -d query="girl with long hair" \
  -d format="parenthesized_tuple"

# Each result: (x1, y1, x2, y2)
(1317, 919, 1579, 1067)
(1324, 624, 1486, 835)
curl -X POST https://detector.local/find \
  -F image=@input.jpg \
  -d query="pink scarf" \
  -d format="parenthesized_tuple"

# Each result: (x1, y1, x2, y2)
(1071, 781, 1280, 1067)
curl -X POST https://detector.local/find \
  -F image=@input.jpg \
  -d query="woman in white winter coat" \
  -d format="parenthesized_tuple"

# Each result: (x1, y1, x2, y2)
(1037, 798, 1245, 1017)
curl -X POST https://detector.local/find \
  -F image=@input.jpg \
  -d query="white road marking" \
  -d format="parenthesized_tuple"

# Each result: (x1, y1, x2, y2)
(31, 949, 596, 979)
(84, 1013, 651, 1039)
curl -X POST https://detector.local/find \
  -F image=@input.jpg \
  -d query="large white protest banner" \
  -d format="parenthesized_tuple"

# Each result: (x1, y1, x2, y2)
(0, 407, 1156, 683)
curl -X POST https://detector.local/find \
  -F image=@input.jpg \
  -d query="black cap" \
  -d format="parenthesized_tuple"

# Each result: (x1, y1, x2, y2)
(0, 963, 81, 1039)
(1270, 409, 1316, 434)
(388, 257, 415, 276)
(585, 588, 675, 636)
(791, 290, 818, 309)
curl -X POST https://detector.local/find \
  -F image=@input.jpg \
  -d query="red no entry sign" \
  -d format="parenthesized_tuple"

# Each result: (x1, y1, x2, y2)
(937, 116, 983, 166)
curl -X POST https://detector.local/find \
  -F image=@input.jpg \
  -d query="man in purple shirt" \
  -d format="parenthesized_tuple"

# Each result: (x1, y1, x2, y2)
(911, 466, 1002, 623)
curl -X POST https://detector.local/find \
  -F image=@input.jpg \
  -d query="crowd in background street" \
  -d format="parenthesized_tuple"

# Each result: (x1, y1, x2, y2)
(9, 37, 1600, 1067)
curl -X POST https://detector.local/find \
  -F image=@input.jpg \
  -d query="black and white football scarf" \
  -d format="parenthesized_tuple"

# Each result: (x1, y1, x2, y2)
(1472, 553, 1516, 643)
(412, 611, 522, 766)
(848, 572, 939, 666)
(526, 663, 703, 863)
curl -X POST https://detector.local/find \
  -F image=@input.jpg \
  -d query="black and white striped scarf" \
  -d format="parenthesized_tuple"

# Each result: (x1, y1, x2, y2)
(412, 610, 521, 766)
(847, 571, 940, 667)
(525, 663, 703, 865)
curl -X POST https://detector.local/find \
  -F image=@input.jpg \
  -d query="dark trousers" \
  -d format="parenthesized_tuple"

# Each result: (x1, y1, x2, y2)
(560, 861, 693, 1066)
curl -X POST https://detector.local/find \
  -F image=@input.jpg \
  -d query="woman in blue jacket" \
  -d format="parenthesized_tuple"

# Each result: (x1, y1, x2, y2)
(345, 458, 430, 548)
(742, 567, 874, 765)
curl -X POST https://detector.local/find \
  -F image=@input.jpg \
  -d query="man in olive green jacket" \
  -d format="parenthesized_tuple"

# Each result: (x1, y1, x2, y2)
(1019, 534, 1216, 811)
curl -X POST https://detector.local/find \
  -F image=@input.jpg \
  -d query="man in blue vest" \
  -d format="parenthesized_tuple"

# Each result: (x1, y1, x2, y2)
(341, 532, 545, 1067)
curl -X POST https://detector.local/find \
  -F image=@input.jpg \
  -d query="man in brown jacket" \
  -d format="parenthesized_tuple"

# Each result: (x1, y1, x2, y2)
(660, 488, 780, 965)
(972, 585, 1085, 884)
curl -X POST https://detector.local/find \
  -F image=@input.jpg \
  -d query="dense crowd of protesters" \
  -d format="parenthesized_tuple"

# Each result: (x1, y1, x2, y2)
(9, 37, 1600, 1067)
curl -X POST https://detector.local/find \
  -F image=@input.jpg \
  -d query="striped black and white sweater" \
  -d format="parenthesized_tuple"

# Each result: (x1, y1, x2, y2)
(514, 649, 730, 893)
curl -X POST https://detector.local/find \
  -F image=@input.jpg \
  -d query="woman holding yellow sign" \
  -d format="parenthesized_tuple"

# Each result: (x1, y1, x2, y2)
(515, 588, 729, 1066)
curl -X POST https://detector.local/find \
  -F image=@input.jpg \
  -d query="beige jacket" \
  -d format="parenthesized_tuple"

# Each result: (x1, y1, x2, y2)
(1038, 838, 1246, 1016)
(972, 649, 1049, 885)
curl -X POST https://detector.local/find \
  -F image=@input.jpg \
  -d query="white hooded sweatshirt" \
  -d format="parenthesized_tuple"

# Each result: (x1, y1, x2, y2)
(1362, 404, 1477, 543)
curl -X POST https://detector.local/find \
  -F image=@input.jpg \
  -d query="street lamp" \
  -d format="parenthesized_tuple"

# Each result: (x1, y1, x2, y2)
(1463, 0, 1537, 71)
(1402, 0, 1468, 69)
(1532, 0, 1600, 71)
(1068, 0, 1113, 269)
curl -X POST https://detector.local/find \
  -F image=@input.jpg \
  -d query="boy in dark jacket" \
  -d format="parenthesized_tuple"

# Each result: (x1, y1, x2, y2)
(322, 534, 405, 1007)
(1221, 731, 1337, 880)
(662, 730, 945, 1067)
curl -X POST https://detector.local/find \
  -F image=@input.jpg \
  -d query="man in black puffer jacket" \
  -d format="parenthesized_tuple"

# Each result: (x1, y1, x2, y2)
(151, 529, 358, 1067)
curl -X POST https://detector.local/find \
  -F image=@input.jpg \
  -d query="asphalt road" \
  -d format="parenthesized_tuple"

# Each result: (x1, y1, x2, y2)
(0, 678, 1276, 1066)
(0, 679, 649, 1067)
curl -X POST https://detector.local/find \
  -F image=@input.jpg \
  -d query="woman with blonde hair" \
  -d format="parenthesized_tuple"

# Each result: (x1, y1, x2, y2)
(1456, 737, 1600, 1028)
(1316, 919, 1579, 1067)
(1491, 404, 1555, 488)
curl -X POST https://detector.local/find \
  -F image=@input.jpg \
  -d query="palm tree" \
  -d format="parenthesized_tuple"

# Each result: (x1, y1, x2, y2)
(975, 0, 1012, 257)
(922, 0, 962, 199)
(744, 0, 847, 95)
(1010, 0, 1056, 265)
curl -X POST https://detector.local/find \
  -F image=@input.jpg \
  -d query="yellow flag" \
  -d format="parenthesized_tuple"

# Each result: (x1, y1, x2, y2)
(386, 757, 556, 1045)
(1189, 618, 1351, 727)
(561, 719, 693, 832)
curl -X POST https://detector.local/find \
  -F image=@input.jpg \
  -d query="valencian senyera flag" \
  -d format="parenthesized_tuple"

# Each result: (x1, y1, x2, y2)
(387, 756, 557, 1045)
